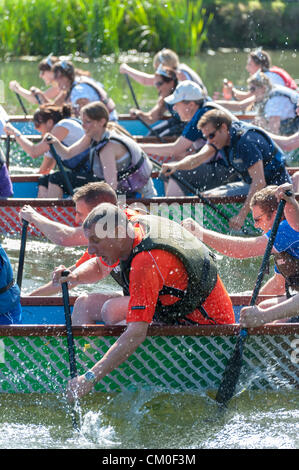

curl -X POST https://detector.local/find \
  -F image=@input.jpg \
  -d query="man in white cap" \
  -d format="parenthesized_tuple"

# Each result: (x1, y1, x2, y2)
(140, 80, 238, 196)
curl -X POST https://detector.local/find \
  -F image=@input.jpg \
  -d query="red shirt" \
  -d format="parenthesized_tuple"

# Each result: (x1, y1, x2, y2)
(125, 228, 235, 325)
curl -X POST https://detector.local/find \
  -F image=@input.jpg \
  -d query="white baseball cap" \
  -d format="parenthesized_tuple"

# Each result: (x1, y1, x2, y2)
(164, 80, 205, 105)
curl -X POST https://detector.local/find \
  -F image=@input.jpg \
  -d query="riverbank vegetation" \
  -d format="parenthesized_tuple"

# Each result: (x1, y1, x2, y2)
(0, 0, 298, 59)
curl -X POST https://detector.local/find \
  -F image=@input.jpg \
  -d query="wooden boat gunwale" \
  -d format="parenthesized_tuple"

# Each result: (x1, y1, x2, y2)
(1, 294, 297, 338)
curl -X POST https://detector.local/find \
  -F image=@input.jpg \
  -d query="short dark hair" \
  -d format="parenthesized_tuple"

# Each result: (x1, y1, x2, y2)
(73, 182, 117, 207)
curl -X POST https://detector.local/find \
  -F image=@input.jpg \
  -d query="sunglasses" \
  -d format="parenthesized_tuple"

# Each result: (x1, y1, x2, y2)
(249, 86, 256, 92)
(202, 128, 220, 140)
(154, 80, 164, 87)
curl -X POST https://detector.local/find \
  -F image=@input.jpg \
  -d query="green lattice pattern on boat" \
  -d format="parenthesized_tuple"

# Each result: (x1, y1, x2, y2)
(0, 333, 297, 394)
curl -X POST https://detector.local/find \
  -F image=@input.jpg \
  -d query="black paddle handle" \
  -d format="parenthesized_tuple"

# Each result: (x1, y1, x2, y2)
(61, 269, 77, 379)
(46, 137, 74, 196)
(15, 92, 28, 116)
(150, 156, 232, 223)
(215, 190, 290, 406)
(124, 74, 166, 143)
(17, 219, 29, 289)
(250, 192, 291, 306)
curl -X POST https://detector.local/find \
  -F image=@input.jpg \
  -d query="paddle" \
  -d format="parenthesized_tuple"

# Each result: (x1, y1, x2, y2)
(124, 74, 167, 143)
(5, 135, 11, 169)
(149, 156, 240, 229)
(46, 136, 74, 196)
(61, 269, 80, 430)
(16, 219, 29, 289)
(215, 193, 290, 407)
(15, 92, 28, 116)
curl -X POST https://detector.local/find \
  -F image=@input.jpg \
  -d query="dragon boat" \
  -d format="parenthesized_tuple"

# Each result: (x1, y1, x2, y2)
(0, 294, 297, 395)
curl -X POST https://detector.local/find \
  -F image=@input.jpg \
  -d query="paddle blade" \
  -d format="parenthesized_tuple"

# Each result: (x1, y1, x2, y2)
(215, 330, 247, 406)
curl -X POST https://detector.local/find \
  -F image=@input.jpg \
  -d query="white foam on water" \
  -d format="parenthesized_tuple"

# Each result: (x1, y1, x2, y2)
(79, 410, 121, 448)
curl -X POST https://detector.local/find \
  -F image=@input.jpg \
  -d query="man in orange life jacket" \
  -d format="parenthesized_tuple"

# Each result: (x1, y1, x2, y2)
(64, 203, 235, 402)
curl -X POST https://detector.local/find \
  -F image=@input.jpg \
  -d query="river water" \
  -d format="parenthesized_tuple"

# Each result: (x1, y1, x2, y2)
(0, 50, 298, 451)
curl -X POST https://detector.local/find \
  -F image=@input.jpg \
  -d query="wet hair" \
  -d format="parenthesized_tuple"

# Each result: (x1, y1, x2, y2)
(153, 49, 179, 70)
(81, 101, 109, 125)
(33, 103, 72, 126)
(250, 185, 283, 218)
(197, 109, 232, 130)
(249, 49, 271, 71)
(73, 182, 117, 206)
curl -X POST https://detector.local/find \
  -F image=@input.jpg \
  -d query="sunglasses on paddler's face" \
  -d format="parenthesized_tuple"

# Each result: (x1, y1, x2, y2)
(154, 80, 164, 87)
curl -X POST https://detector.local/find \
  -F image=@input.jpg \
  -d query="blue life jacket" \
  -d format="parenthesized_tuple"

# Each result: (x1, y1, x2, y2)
(61, 147, 91, 172)
(0, 244, 21, 315)
(224, 121, 288, 185)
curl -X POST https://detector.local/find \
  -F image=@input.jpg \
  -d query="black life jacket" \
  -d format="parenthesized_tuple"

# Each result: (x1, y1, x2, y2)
(119, 215, 218, 324)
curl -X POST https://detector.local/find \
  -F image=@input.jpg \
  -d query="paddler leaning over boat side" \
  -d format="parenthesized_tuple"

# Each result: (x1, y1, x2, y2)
(61, 203, 235, 402)
(183, 183, 299, 325)
(140, 80, 238, 197)
(161, 109, 291, 231)
(4, 103, 87, 198)
(45, 101, 156, 198)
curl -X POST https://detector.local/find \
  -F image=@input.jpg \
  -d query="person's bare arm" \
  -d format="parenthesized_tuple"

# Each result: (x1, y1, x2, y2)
(119, 63, 155, 87)
(269, 131, 299, 152)
(216, 95, 255, 112)
(160, 143, 216, 175)
(240, 292, 299, 327)
(43, 133, 90, 159)
(182, 218, 268, 258)
(275, 183, 299, 231)
(66, 321, 149, 401)
(4, 123, 68, 159)
(229, 160, 266, 231)
(19, 205, 87, 246)
(141, 135, 194, 160)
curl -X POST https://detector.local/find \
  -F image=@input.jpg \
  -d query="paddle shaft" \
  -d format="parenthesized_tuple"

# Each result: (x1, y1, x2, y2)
(16, 220, 29, 289)
(5, 135, 10, 169)
(47, 138, 74, 196)
(250, 196, 289, 306)
(149, 156, 233, 224)
(15, 93, 28, 116)
(215, 194, 289, 406)
(124, 74, 167, 143)
(61, 270, 79, 430)
(61, 270, 77, 379)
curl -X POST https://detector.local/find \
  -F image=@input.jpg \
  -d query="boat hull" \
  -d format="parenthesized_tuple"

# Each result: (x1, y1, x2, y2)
(0, 295, 298, 395)
(0, 195, 253, 237)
